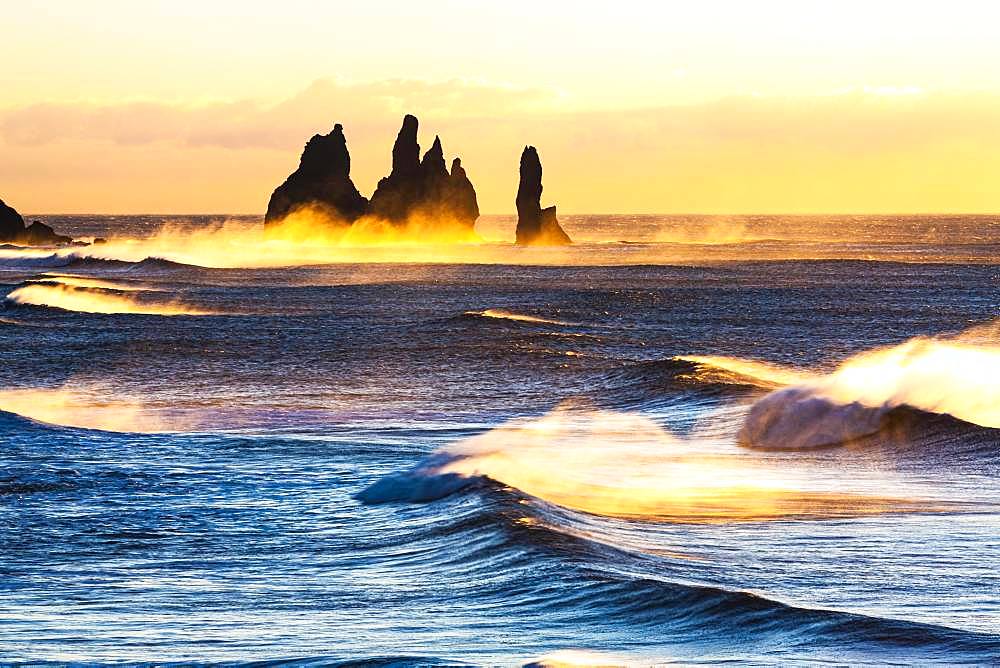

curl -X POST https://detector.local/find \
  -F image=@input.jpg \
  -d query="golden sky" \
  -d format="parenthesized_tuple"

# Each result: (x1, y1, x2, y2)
(2, 0, 1000, 213)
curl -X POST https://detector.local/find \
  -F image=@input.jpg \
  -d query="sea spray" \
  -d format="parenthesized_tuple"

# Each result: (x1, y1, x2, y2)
(359, 405, 937, 522)
(0, 387, 188, 433)
(699, 325, 1000, 449)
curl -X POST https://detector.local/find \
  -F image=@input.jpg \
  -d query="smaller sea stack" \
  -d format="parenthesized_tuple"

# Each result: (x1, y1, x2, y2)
(515, 147, 571, 246)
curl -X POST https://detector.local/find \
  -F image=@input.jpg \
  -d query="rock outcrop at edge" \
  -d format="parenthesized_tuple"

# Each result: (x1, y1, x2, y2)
(264, 124, 369, 226)
(22, 221, 72, 245)
(515, 147, 571, 245)
(0, 199, 73, 246)
(0, 199, 25, 242)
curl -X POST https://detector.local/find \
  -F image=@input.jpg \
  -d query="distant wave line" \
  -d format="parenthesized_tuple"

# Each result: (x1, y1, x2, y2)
(467, 309, 576, 326)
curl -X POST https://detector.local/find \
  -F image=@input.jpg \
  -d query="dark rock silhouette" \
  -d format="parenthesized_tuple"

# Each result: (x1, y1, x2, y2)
(366, 116, 479, 230)
(267, 115, 480, 233)
(443, 158, 480, 224)
(369, 115, 425, 222)
(0, 199, 25, 242)
(0, 199, 74, 245)
(23, 221, 72, 245)
(515, 147, 571, 245)
(264, 123, 368, 226)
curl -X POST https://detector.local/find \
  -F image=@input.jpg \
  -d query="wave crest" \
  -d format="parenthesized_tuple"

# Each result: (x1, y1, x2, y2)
(738, 332, 1000, 449)
(465, 309, 574, 326)
(5, 282, 215, 316)
(675, 355, 815, 388)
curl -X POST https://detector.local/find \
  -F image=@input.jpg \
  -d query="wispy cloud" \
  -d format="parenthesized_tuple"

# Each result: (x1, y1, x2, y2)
(0, 78, 556, 149)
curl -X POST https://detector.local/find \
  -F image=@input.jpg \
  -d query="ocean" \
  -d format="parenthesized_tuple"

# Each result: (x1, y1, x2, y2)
(1, 214, 998, 665)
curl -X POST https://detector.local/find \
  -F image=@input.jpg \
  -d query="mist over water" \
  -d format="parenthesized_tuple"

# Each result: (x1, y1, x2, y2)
(14, 212, 1000, 266)
(1, 214, 1000, 665)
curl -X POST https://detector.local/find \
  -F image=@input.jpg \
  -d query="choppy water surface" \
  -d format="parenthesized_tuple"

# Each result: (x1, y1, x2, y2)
(1, 215, 999, 665)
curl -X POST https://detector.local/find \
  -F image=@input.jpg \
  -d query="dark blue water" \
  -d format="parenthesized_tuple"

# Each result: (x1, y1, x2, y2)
(1, 215, 999, 665)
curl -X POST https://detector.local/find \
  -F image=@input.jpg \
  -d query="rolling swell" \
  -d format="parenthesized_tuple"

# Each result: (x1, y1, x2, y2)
(463, 309, 576, 326)
(649, 354, 1000, 463)
(566, 573, 1000, 658)
(0, 247, 204, 273)
(361, 474, 1000, 662)
(593, 358, 762, 410)
(359, 406, 962, 527)
(58, 255, 200, 273)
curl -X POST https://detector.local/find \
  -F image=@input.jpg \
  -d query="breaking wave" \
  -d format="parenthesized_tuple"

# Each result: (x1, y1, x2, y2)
(675, 355, 815, 388)
(359, 405, 943, 522)
(693, 328, 1000, 449)
(5, 282, 215, 316)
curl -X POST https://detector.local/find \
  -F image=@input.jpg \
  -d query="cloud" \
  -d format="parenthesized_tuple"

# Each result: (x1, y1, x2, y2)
(0, 78, 556, 149)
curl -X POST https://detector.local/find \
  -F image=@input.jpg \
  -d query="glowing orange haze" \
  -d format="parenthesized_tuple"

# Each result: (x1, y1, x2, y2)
(2, 85, 1000, 215)
(4, 1, 1000, 213)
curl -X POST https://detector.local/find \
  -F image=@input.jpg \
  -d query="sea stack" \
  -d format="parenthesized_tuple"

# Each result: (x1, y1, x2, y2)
(515, 147, 571, 245)
(0, 199, 73, 245)
(265, 115, 479, 233)
(443, 158, 480, 225)
(369, 115, 479, 229)
(368, 115, 423, 222)
(264, 124, 368, 226)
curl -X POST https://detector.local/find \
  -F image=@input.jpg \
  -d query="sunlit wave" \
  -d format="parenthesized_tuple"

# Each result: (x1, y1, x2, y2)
(360, 406, 939, 522)
(676, 355, 815, 387)
(6, 283, 214, 315)
(0, 387, 192, 433)
(735, 326, 1000, 449)
(467, 309, 574, 326)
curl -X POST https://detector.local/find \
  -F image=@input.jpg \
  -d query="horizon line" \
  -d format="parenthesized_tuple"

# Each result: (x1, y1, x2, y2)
(18, 211, 1000, 218)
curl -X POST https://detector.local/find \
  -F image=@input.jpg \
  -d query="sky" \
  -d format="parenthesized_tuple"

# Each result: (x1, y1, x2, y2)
(2, 0, 1000, 214)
